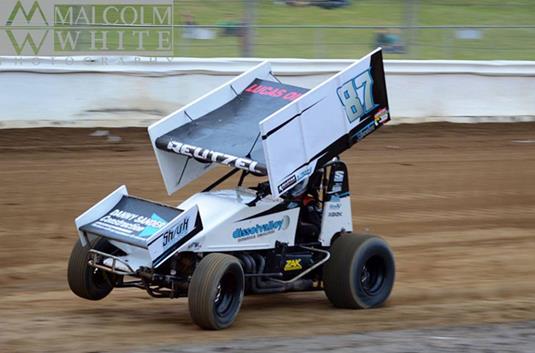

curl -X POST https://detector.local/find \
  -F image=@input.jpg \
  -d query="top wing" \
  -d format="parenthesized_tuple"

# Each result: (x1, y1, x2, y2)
(148, 49, 389, 197)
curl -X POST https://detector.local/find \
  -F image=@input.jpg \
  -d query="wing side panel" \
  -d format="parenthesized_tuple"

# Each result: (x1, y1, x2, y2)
(148, 61, 273, 195)
(260, 49, 390, 197)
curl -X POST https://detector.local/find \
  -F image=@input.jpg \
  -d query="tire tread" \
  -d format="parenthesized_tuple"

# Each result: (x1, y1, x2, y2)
(324, 233, 394, 309)
(67, 237, 115, 300)
(188, 253, 244, 330)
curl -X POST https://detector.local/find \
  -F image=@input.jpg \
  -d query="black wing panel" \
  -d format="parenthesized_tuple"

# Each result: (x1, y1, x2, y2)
(155, 79, 309, 170)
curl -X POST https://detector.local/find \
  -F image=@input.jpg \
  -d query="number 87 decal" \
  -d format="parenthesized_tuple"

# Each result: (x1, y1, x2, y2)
(337, 69, 378, 124)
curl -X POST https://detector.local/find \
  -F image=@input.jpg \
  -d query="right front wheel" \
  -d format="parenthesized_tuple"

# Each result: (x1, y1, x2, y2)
(188, 253, 244, 330)
(323, 233, 395, 309)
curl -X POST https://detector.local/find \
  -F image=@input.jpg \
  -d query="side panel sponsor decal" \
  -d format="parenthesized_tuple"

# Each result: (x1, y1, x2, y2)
(284, 259, 303, 271)
(245, 82, 305, 101)
(277, 165, 313, 194)
(92, 210, 168, 238)
(374, 107, 389, 126)
(352, 119, 377, 142)
(148, 206, 200, 266)
(232, 216, 290, 242)
(165, 140, 267, 175)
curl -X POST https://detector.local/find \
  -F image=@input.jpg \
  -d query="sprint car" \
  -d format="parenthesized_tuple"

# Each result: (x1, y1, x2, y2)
(68, 48, 395, 330)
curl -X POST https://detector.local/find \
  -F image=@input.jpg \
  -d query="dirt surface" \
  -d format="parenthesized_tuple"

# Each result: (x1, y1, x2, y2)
(143, 320, 535, 353)
(1, 123, 535, 353)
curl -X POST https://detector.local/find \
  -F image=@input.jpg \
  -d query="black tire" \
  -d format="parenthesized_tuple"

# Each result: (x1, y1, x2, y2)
(323, 233, 395, 309)
(67, 237, 118, 300)
(188, 253, 244, 330)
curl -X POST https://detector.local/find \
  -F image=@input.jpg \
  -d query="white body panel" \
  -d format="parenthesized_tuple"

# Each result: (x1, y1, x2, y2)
(176, 189, 299, 253)
(108, 241, 153, 270)
(319, 196, 353, 246)
(76, 186, 353, 272)
(80, 188, 301, 271)
(260, 49, 378, 197)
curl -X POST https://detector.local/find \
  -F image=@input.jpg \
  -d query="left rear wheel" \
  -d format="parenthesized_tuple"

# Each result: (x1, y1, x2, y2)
(67, 237, 118, 300)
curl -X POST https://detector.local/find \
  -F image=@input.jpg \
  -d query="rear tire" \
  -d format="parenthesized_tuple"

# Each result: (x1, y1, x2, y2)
(188, 253, 244, 330)
(323, 233, 395, 309)
(67, 237, 117, 300)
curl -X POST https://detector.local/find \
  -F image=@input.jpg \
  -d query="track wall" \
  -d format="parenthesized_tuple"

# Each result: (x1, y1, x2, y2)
(2, 57, 534, 127)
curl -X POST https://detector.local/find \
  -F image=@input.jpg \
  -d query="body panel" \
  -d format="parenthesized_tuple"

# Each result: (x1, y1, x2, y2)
(176, 189, 299, 252)
(319, 196, 353, 246)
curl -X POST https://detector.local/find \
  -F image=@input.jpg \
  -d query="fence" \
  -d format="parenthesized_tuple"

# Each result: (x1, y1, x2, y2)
(170, 0, 535, 60)
(174, 24, 535, 60)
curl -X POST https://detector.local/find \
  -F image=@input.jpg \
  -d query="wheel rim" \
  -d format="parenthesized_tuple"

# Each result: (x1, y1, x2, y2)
(88, 251, 115, 290)
(214, 271, 239, 319)
(360, 255, 386, 296)
(90, 266, 112, 289)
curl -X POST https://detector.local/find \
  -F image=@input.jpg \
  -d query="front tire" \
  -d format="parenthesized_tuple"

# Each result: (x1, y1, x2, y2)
(323, 233, 395, 309)
(67, 237, 117, 300)
(188, 253, 244, 330)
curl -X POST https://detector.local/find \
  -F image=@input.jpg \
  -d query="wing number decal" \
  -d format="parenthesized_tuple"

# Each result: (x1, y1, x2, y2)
(337, 69, 378, 124)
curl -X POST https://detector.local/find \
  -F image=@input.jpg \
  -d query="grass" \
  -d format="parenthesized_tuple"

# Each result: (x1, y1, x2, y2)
(169, 0, 535, 59)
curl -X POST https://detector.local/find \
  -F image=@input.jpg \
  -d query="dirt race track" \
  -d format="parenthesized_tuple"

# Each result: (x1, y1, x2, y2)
(1, 123, 535, 353)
